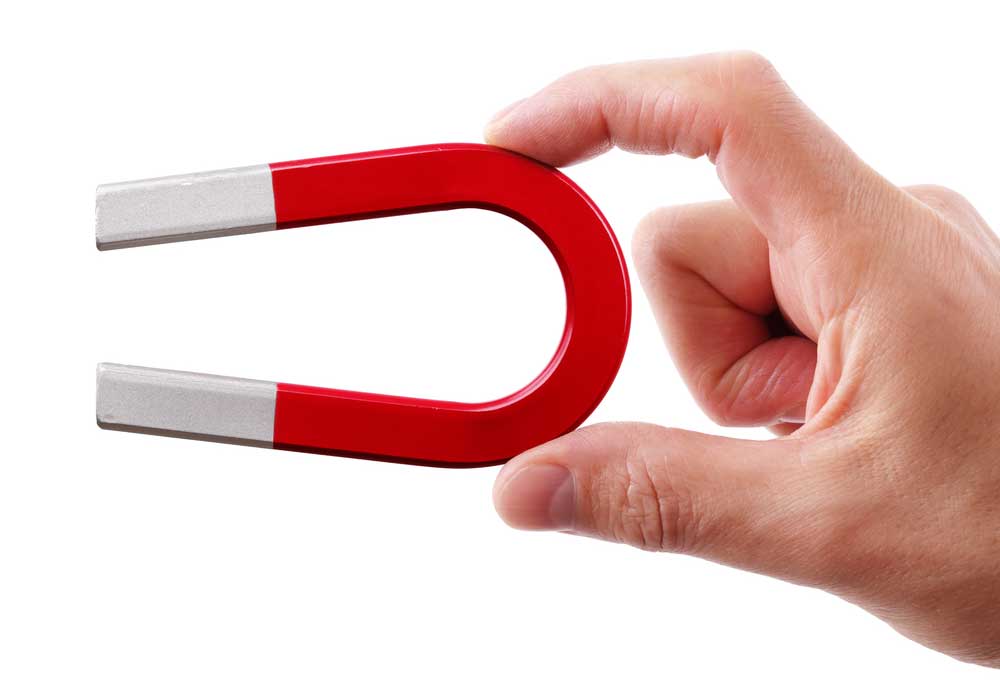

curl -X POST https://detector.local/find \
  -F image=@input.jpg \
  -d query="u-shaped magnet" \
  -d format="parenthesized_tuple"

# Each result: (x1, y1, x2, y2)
(95, 143, 631, 466)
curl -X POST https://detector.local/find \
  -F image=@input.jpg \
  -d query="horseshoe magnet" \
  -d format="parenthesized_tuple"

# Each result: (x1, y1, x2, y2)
(95, 143, 631, 466)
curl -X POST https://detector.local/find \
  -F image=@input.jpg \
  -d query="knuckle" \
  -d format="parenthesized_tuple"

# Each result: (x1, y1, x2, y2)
(908, 183, 963, 201)
(907, 183, 972, 213)
(725, 50, 779, 80)
(718, 50, 784, 93)
(713, 51, 795, 131)
(559, 63, 614, 93)
(592, 425, 701, 553)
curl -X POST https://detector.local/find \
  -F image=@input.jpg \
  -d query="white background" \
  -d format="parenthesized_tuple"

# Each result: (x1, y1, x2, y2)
(2, 1, 998, 679)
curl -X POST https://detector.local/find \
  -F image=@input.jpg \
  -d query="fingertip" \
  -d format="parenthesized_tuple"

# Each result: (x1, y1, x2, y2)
(493, 458, 575, 531)
(483, 98, 526, 146)
(482, 121, 506, 148)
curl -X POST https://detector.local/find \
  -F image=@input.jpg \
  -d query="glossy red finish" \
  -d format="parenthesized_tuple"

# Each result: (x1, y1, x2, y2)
(269, 144, 630, 466)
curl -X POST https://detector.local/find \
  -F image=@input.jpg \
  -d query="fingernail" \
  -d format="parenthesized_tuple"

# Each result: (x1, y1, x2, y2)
(484, 98, 526, 140)
(495, 463, 576, 530)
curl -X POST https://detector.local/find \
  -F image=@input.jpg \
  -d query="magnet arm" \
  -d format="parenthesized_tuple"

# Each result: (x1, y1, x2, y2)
(96, 363, 277, 448)
(95, 165, 276, 250)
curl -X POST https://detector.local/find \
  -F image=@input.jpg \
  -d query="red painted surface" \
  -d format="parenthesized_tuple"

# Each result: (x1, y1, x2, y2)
(269, 144, 630, 466)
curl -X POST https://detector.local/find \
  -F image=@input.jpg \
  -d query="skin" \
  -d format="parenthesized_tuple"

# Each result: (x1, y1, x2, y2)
(485, 52, 1000, 667)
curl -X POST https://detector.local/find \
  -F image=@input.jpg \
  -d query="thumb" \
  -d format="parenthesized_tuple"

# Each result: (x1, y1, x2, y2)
(493, 423, 839, 584)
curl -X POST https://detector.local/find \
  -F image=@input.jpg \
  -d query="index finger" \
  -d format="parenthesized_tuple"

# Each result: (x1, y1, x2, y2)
(485, 52, 904, 250)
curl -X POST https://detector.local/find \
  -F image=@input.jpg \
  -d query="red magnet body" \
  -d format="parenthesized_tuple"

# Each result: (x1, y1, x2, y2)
(95, 144, 631, 466)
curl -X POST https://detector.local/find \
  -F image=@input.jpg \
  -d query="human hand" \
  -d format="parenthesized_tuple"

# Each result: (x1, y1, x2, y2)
(486, 52, 1000, 667)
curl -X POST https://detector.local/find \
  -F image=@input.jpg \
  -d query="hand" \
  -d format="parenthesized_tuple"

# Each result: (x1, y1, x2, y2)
(486, 52, 1000, 667)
